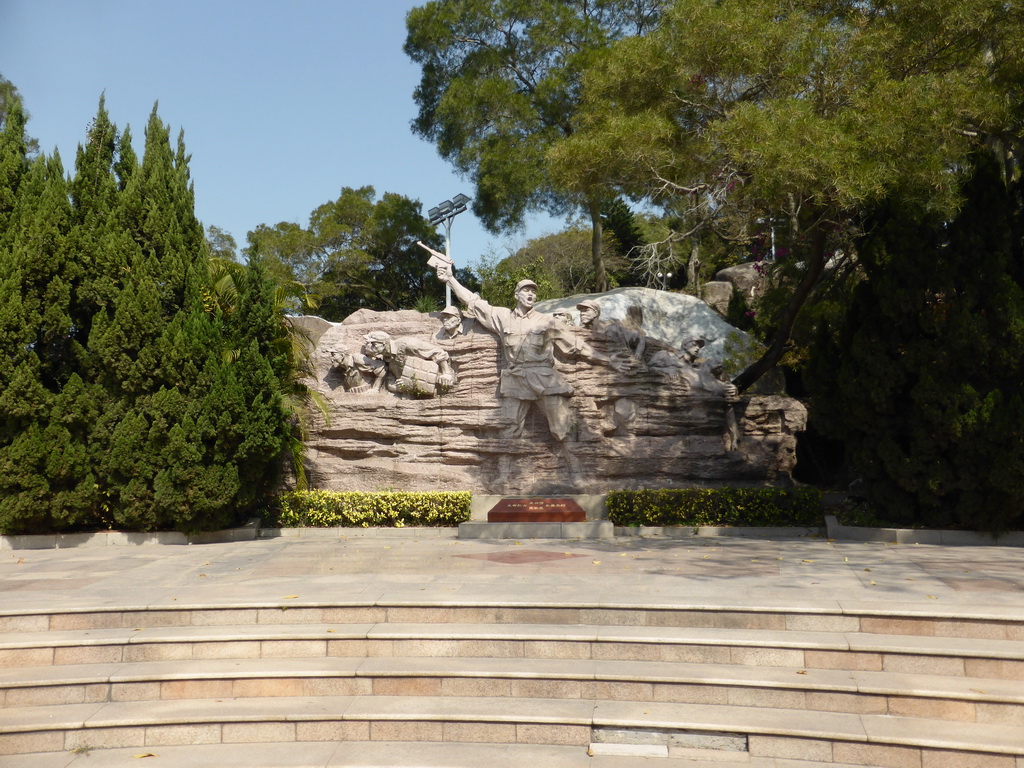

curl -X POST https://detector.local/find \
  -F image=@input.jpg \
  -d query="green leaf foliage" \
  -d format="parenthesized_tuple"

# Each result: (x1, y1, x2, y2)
(405, 0, 668, 291)
(807, 155, 1024, 532)
(550, 0, 1022, 387)
(269, 490, 472, 528)
(245, 186, 455, 320)
(607, 488, 823, 527)
(0, 95, 291, 535)
(478, 225, 629, 303)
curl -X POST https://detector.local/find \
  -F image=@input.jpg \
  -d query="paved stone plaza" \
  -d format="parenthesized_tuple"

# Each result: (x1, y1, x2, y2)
(3, 530, 1022, 617)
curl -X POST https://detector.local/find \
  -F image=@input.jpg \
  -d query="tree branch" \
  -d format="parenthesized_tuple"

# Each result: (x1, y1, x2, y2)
(732, 221, 828, 392)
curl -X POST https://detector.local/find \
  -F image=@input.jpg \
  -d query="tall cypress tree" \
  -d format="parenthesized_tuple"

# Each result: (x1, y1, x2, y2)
(0, 96, 290, 535)
(69, 97, 133, 339)
(808, 155, 1024, 531)
(87, 106, 287, 532)
(0, 150, 97, 532)
(0, 94, 29, 239)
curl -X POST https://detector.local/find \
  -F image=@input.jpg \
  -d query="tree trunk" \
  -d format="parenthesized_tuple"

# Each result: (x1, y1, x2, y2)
(732, 223, 828, 392)
(589, 199, 608, 293)
(686, 238, 700, 290)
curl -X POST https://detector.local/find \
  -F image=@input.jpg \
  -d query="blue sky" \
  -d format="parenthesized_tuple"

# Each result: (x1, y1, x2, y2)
(0, 0, 563, 271)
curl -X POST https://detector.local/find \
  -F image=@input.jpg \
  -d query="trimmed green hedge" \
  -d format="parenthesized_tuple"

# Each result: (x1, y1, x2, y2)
(607, 488, 823, 528)
(269, 491, 471, 528)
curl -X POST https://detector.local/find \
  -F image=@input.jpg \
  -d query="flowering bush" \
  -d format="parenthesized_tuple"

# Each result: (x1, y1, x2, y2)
(607, 488, 823, 527)
(269, 490, 471, 528)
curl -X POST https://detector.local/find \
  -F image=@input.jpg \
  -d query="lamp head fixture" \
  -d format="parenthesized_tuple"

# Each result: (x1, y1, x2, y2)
(428, 194, 471, 226)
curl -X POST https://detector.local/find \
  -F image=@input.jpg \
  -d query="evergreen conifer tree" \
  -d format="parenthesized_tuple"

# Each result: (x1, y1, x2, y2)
(0, 95, 290, 535)
(0, 94, 29, 238)
(808, 155, 1024, 531)
(84, 106, 287, 533)
(0, 149, 99, 532)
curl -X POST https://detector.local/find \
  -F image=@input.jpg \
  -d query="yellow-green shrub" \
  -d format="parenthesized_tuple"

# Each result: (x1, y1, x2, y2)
(270, 490, 471, 528)
(607, 488, 822, 527)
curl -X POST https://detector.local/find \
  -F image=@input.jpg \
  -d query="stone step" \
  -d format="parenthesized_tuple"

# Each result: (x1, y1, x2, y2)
(1, 695, 1022, 763)
(2, 622, 1021, 679)
(2, 656, 1022, 723)
(3, 600, 1022, 640)
(0, 740, 797, 768)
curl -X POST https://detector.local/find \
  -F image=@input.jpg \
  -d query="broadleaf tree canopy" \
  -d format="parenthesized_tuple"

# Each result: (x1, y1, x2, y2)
(404, 0, 666, 291)
(245, 186, 455, 320)
(549, 0, 1022, 389)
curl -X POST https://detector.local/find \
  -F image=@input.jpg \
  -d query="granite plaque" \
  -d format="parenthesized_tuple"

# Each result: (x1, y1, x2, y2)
(487, 498, 587, 523)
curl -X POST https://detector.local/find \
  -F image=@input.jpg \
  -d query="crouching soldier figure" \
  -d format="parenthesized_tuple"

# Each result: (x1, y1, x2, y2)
(362, 331, 456, 397)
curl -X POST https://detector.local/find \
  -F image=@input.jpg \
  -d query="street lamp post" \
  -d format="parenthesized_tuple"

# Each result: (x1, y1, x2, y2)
(427, 193, 470, 307)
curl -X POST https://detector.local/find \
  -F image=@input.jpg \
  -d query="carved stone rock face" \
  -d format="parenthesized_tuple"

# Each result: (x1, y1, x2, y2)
(297, 299, 806, 496)
(538, 286, 758, 372)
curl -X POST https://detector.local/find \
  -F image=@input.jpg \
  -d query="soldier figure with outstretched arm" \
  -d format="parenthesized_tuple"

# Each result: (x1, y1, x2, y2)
(424, 243, 617, 443)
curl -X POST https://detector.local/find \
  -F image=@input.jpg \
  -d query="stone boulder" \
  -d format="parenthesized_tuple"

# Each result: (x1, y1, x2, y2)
(701, 281, 734, 316)
(537, 286, 761, 372)
(715, 262, 766, 302)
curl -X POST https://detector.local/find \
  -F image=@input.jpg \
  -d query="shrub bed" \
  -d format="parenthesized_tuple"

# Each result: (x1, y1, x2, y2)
(607, 488, 823, 528)
(269, 490, 471, 528)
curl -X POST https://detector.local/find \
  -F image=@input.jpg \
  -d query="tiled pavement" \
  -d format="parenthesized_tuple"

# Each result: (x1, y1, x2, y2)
(2, 529, 1022, 617)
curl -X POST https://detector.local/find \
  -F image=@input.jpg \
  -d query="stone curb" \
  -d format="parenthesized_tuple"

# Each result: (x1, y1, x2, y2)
(824, 515, 1024, 547)
(3, 517, 1022, 549)
(614, 526, 823, 540)
(0, 518, 260, 551)
(259, 527, 459, 540)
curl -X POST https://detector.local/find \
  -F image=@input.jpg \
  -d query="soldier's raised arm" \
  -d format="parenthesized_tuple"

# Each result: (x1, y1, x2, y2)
(419, 242, 478, 308)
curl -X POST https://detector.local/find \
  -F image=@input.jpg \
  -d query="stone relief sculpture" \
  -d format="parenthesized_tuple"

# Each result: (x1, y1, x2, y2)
(568, 298, 737, 446)
(577, 300, 649, 372)
(435, 305, 475, 340)
(576, 299, 603, 330)
(551, 309, 575, 327)
(333, 331, 456, 397)
(301, 259, 806, 494)
(429, 250, 642, 485)
(330, 350, 383, 394)
(433, 262, 618, 440)
(571, 299, 644, 436)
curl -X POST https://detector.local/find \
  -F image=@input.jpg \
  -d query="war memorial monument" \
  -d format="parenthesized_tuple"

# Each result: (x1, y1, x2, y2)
(293, 245, 806, 497)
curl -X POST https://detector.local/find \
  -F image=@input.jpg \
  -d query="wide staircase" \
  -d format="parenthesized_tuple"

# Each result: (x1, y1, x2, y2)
(1, 597, 1023, 767)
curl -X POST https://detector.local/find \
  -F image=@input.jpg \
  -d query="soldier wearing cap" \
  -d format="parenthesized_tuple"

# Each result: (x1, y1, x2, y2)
(436, 305, 474, 340)
(551, 309, 574, 327)
(576, 299, 603, 330)
(574, 298, 649, 368)
(432, 264, 614, 442)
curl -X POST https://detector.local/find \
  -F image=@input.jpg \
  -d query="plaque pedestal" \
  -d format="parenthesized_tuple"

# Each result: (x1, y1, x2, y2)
(486, 498, 587, 523)
(459, 497, 612, 539)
